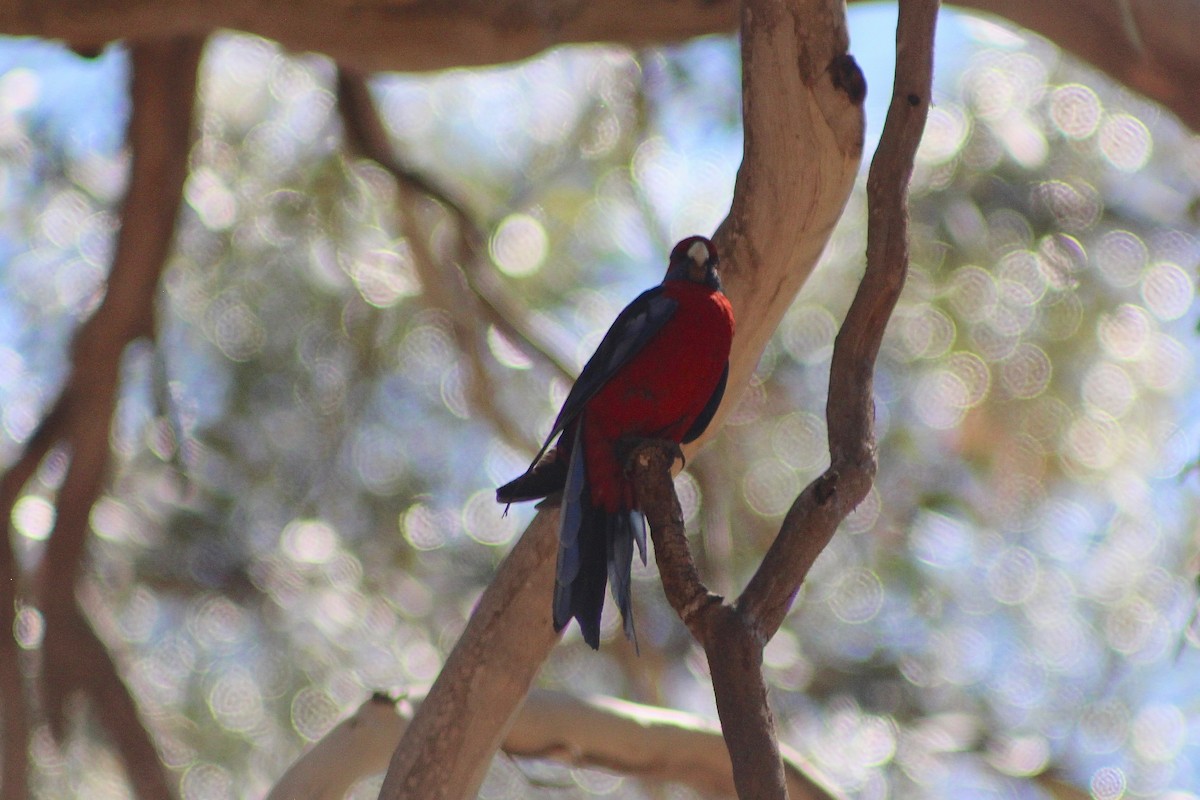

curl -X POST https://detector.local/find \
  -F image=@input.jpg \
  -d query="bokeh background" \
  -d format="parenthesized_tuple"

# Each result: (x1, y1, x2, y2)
(2, 6, 1200, 798)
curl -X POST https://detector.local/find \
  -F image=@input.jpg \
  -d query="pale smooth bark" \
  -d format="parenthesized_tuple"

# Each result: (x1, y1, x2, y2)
(271, 690, 842, 800)
(4, 1, 1200, 131)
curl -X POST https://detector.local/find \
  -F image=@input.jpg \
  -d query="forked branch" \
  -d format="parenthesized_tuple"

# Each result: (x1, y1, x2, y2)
(629, 0, 939, 798)
(738, 0, 939, 640)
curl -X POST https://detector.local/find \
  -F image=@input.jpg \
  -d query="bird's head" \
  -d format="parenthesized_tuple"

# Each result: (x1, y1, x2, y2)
(666, 236, 721, 290)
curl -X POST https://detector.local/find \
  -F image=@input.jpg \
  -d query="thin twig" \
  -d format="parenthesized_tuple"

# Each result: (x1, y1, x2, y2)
(630, 443, 721, 639)
(335, 66, 575, 386)
(628, 442, 843, 800)
(335, 66, 536, 453)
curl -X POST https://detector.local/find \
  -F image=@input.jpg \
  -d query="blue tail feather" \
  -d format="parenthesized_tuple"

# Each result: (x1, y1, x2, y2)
(631, 511, 647, 566)
(552, 428, 643, 650)
(607, 512, 640, 651)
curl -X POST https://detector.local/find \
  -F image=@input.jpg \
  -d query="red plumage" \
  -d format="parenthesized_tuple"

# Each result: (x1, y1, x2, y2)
(497, 236, 734, 648)
(581, 278, 733, 512)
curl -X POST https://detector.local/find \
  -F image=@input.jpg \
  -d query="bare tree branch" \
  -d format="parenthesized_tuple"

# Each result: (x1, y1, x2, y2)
(45, 604, 176, 799)
(707, 0, 864, 452)
(5, 33, 206, 799)
(739, 0, 938, 641)
(335, 66, 574, 394)
(0, 577, 28, 800)
(624, 0, 937, 796)
(272, 689, 840, 800)
(2, 1, 738, 72)
(378, 509, 562, 799)
(629, 443, 791, 800)
(507, 691, 841, 799)
(269, 693, 410, 800)
(0, 456, 38, 798)
(6, 1, 1200, 132)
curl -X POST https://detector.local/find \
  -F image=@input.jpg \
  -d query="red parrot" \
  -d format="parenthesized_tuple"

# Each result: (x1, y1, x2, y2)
(497, 236, 735, 649)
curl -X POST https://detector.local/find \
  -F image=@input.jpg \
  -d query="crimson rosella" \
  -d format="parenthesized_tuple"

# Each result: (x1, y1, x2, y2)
(497, 236, 735, 649)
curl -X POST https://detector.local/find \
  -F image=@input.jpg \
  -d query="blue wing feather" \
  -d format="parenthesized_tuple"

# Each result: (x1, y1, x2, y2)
(528, 288, 679, 469)
(530, 286, 685, 649)
(554, 426, 588, 617)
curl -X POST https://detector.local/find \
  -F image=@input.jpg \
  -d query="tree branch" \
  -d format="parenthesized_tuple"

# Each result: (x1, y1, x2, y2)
(6, 1, 1200, 132)
(739, 0, 938, 641)
(335, 66, 575, 389)
(630, 442, 794, 800)
(52, 604, 176, 799)
(39, 32, 200, 618)
(20, 33, 204, 798)
(272, 689, 840, 800)
(378, 510, 562, 799)
(627, 445, 720, 639)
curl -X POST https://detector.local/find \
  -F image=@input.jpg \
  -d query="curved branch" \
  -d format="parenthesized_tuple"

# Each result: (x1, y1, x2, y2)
(629, 442, 796, 800)
(738, 0, 939, 640)
(54, 604, 176, 799)
(5, 1, 1200, 132)
(272, 689, 839, 800)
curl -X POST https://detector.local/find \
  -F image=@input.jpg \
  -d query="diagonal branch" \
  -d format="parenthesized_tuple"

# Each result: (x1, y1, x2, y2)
(378, 510, 563, 800)
(41, 604, 176, 799)
(629, 443, 806, 800)
(335, 66, 575, 389)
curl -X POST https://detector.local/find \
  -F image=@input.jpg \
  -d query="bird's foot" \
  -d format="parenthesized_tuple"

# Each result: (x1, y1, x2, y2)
(618, 437, 686, 473)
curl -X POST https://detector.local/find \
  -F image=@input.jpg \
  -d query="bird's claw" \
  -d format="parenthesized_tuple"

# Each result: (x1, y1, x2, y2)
(618, 437, 686, 472)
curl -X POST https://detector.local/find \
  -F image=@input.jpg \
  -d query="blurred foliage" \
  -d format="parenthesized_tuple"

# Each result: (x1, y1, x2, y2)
(2, 8, 1200, 800)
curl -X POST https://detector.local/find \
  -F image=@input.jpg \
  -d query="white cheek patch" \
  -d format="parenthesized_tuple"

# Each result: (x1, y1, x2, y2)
(687, 240, 709, 266)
